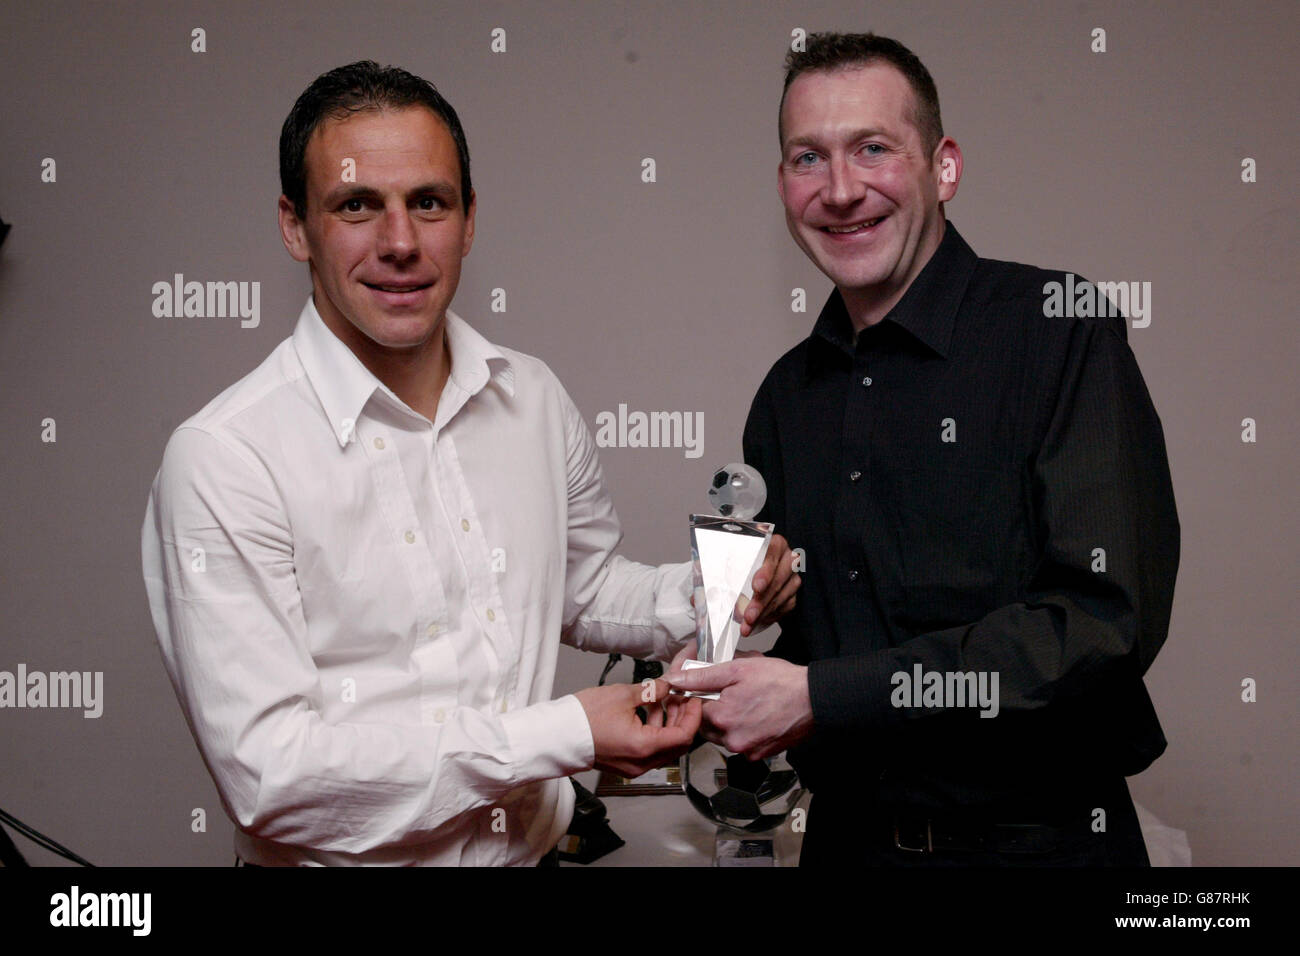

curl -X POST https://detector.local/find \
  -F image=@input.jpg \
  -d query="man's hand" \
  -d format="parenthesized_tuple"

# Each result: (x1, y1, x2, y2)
(574, 678, 702, 779)
(666, 638, 699, 677)
(666, 656, 813, 761)
(666, 637, 762, 676)
(739, 533, 801, 637)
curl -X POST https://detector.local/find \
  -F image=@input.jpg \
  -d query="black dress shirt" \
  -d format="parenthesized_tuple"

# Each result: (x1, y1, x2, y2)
(744, 220, 1180, 811)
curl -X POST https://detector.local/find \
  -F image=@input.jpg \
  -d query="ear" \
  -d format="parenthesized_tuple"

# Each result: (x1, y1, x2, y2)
(776, 158, 786, 205)
(278, 195, 310, 263)
(933, 137, 963, 203)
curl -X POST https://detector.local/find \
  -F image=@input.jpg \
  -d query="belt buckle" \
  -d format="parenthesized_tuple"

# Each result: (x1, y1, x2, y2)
(892, 815, 933, 853)
(991, 822, 1057, 854)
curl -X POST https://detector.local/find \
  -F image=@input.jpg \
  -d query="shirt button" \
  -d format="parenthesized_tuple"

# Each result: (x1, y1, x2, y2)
(434, 708, 446, 723)
(404, 530, 415, 544)
(499, 700, 509, 713)
(486, 609, 496, 622)
(461, 518, 471, 532)
(849, 470, 862, 482)
(426, 622, 440, 637)
(847, 569, 860, 582)
(862, 376, 873, 386)
(373, 437, 385, 450)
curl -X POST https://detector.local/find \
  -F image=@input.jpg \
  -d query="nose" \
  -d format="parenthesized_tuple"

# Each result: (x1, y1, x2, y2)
(823, 153, 866, 208)
(377, 204, 419, 261)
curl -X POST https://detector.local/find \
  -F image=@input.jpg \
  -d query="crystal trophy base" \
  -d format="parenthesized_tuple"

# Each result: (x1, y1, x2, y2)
(714, 829, 778, 867)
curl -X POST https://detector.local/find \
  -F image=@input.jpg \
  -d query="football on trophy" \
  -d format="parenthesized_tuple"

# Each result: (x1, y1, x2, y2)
(707, 463, 767, 521)
(681, 738, 803, 833)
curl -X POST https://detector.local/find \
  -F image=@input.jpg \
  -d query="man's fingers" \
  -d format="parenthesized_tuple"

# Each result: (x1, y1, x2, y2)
(746, 550, 798, 624)
(754, 575, 801, 626)
(753, 535, 794, 594)
(667, 660, 740, 692)
(751, 547, 782, 594)
(650, 677, 675, 704)
(679, 696, 703, 733)
(587, 677, 704, 778)
(664, 697, 682, 728)
(644, 699, 667, 726)
(666, 694, 701, 728)
(665, 693, 701, 731)
(640, 716, 695, 753)
(769, 596, 796, 624)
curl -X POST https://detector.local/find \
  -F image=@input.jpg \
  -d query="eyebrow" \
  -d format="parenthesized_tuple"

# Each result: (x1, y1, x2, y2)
(320, 180, 460, 208)
(784, 127, 894, 151)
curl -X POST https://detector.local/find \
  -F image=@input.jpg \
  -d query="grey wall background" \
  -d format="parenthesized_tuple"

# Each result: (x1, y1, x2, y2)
(1, 0, 1296, 866)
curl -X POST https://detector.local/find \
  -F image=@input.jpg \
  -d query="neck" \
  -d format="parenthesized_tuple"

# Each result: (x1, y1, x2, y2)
(315, 294, 452, 423)
(840, 283, 909, 334)
(840, 217, 946, 333)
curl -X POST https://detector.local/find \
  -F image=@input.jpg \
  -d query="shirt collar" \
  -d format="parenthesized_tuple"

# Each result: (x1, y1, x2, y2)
(809, 218, 978, 365)
(292, 295, 515, 448)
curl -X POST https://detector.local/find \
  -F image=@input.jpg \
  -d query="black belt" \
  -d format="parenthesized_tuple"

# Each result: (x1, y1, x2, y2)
(889, 812, 1079, 855)
(809, 774, 1132, 858)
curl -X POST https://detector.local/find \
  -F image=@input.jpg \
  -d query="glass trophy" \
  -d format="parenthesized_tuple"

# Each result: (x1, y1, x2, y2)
(682, 739, 804, 866)
(680, 464, 805, 865)
(682, 464, 774, 700)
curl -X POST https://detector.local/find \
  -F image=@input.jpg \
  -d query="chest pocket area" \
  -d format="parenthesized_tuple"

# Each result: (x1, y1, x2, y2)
(878, 463, 1022, 633)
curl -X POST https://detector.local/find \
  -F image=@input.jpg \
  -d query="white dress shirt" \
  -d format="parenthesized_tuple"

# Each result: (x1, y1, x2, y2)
(141, 295, 694, 866)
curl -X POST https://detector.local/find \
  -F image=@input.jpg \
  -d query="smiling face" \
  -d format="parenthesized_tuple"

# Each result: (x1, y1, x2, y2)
(778, 63, 959, 324)
(278, 106, 475, 356)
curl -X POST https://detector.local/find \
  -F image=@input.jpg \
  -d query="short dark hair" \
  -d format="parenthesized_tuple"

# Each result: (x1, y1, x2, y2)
(780, 33, 944, 158)
(279, 60, 472, 221)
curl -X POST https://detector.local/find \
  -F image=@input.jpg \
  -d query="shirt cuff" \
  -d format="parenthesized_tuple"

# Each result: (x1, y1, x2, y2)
(501, 694, 595, 783)
(807, 654, 901, 733)
(655, 560, 696, 657)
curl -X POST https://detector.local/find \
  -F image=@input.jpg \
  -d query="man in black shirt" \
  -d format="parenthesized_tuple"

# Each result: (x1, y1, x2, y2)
(668, 33, 1179, 865)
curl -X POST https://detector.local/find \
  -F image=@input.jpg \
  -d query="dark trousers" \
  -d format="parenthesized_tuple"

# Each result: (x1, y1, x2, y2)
(799, 775, 1150, 867)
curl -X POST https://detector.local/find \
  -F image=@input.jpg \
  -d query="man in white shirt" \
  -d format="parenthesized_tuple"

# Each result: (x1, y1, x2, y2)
(140, 61, 800, 866)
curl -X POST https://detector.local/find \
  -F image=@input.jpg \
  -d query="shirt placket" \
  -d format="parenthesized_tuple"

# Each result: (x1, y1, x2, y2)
(432, 431, 519, 717)
(833, 344, 878, 656)
(354, 417, 456, 727)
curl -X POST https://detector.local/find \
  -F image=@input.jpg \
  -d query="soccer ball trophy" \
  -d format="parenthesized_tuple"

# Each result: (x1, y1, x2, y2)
(682, 740, 804, 866)
(682, 464, 805, 865)
(682, 464, 773, 695)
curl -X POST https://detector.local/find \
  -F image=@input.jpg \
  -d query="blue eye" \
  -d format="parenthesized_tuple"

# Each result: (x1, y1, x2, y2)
(794, 151, 818, 166)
